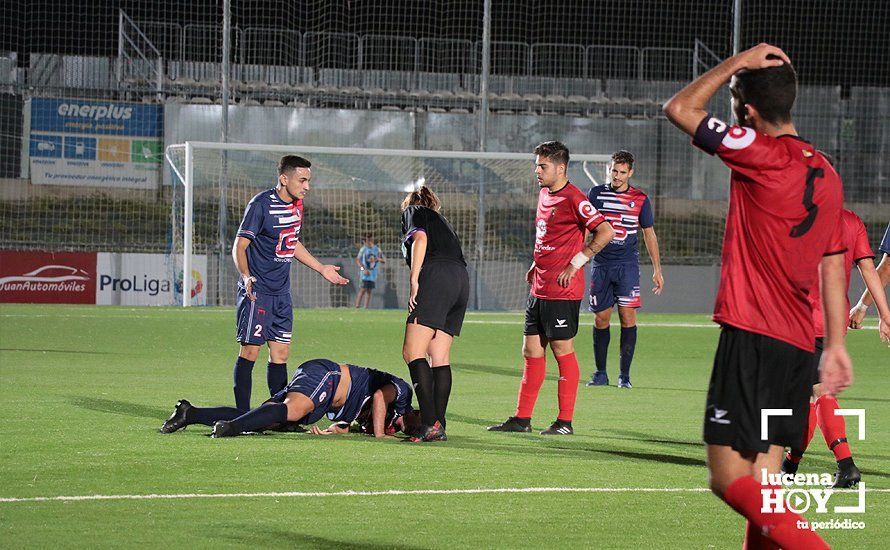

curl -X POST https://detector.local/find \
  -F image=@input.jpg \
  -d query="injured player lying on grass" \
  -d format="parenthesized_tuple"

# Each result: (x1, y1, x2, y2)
(160, 358, 419, 438)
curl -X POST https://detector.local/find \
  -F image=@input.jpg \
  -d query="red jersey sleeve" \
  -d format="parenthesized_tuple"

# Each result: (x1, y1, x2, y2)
(824, 213, 846, 257)
(850, 214, 874, 262)
(692, 114, 791, 179)
(573, 194, 606, 232)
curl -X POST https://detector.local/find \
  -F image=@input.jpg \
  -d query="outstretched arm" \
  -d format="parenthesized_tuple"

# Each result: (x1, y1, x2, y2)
(663, 43, 790, 136)
(642, 227, 664, 295)
(293, 241, 349, 285)
(852, 258, 890, 342)
(850, 253, 890, 326)
(557, 221, 615, 288)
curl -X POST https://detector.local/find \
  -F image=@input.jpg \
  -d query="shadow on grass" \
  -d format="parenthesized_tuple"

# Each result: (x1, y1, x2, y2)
(454, 362, 558, 382)
(597, 428, 703, 449)
(67, 396, 171, 420)
(0, 348, 116, 354)
(446, 436, 706, 467)
(216, 526, 425, 549)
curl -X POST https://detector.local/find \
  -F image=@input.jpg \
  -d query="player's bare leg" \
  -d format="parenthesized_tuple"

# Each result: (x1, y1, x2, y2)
(354, 287, 366, 308)
(363, 288, 373, 308)
(707, 444, 828, 548)
(403, 322, 445, 440)
(589, 309, 612, 386)
(616, 305, 638, 388)
(427, 331, 454, 427)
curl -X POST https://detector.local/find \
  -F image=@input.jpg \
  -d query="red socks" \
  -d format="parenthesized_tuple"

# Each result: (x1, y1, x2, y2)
(816, 395, 852, 462)
(515, 356, 546, 418)
(555, 352, 580, 422)
(787, 401, 817, 464)
(724, 476, 828, 549)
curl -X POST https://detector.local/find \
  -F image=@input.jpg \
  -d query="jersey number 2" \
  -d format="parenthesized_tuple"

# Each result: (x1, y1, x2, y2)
(790, 166, 824, 238)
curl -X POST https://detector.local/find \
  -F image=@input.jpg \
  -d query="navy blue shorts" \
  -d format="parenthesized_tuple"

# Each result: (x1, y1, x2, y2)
(235, 288, 293, 345)
(271, 359, 342, 425)
(588, 262, 641, 312)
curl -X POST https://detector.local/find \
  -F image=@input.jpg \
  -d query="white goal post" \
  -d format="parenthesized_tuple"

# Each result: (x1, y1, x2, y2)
(165, 142, 612, 308)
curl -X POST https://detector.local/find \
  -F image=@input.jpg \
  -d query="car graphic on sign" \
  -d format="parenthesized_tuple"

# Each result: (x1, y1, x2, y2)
(0, 265, 91, 285)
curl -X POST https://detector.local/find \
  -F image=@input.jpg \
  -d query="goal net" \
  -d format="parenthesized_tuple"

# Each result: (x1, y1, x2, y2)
(164, 143, 611, 309)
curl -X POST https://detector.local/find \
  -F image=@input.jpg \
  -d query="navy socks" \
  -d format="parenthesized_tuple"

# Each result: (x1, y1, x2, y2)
(593, 327, 610, 372)
(620, 326, 637, 378)
(233, 356, 256, 411)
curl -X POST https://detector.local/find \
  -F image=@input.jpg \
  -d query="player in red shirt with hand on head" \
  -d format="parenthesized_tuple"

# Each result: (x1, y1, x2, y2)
(664, 43, 850, 549)
(488, 141, 614, 436)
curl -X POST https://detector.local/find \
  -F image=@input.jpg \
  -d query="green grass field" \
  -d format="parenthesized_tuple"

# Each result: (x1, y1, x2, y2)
(1, 305, 887, 548)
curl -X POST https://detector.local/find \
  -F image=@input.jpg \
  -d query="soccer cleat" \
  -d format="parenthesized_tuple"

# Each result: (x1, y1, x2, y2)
(832, 462, 862, 489)
(211, 420, 239, 438)
(160, 399, 192, 433)
(586, 371, 609, 386)
(408, 421, 447, 442)
(486, 416, 532, 432)
(540, 420, 573, 435)
(781, 453, 800, 475)
(618, 376, 633, 389)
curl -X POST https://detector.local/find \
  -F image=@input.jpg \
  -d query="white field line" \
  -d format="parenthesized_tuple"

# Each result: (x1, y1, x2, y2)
(0, 314, 879, 331)
(2, 485, 887, 503)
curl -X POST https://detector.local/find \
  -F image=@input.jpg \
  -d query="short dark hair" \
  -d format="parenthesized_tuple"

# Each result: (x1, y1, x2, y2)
(278, 155, 311, 175)
(731, 62, 797, 125)
(611, 150, 634, 168)
(534, 141, 570, 166)
(401, 186, 441, 212)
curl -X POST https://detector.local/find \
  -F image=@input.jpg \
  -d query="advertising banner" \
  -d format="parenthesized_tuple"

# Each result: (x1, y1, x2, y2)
(28, 98, 163, 189)
(0, 251, 97, 304)
(96, 253, 207, 306)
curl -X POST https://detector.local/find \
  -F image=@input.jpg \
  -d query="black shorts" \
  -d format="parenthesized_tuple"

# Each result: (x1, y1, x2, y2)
(361, 280, 376, 290)
(703, 326, 814, 454)
(524, 295, 581, 340)
(407, 260, 469, 337)
(810, 337, 824, 386)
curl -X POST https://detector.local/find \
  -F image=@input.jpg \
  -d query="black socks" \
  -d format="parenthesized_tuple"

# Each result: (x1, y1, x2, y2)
(432, 365, 452, 428)
(619, 326, 637, 378)
(593, 327, 610, 372)
(267, 362, 288, 396)
(231, 402, 288, 433)
(407, 358, 437, 426)
(233, 356, 255, 411)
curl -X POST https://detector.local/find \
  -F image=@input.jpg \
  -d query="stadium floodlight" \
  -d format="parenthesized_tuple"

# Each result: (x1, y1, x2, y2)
(165, 142, 610, 308)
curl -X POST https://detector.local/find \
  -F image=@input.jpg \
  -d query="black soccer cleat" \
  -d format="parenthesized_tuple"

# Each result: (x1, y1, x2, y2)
(540, 420, 573, 435)
(487, 416, 532, 433)
(160, 399, 193, 433)
(408, 421, 447, 443)
(586, 371, 609, 387)
(211, 420, 239, 438)
(781, 453, 800, 476)
(832, 462, 862, 489)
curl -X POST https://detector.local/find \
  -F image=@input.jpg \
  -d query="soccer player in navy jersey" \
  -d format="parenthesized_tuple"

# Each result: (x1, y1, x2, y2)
(160, 359, 416, 438)
(585, 150, 664, 389)
(850, 221, 890, 334)
(488, 141, 614, 436)
(231, 155, 348, 413)
(783, 209, 890, 488)
(664, 43, 851, 549)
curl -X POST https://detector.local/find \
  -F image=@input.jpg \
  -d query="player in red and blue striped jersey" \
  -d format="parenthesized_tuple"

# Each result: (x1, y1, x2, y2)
(230, 155, 349, 414)
(585, 150, 664, 389)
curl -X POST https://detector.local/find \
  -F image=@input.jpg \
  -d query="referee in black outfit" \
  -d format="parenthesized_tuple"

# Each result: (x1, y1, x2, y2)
(400, 186, 469, 443)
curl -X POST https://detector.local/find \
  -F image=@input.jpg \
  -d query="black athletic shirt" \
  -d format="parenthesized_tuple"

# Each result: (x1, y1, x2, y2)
(401, 205, 466, 267)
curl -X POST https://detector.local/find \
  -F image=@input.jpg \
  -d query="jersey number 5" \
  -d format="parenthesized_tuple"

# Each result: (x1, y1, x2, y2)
(790, 166, 824, 238)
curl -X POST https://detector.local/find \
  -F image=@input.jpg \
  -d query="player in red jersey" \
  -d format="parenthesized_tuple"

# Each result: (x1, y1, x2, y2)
(850, 221, 890, 336)
(488, 141, 615, 435)
(783, 209, 890, 487)
(664, 44, 851, 549)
